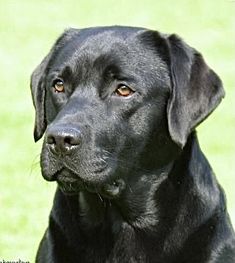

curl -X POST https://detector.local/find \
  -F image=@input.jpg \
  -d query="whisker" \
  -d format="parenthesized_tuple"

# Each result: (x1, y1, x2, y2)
(97, 193, 104, 202)
(29, 154, 41, 176)
(126, 183, 133, 193)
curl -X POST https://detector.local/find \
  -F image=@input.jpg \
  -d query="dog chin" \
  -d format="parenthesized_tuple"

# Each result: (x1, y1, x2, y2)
(55, 168, 126, 199)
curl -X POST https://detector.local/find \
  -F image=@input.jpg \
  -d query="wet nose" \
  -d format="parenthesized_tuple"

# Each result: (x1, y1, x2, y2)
(46, 125, 82, 155)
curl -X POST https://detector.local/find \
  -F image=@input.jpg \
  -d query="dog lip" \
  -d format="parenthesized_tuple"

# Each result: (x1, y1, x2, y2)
(56, 168, 79, 183)
(57, 173, 78, 183)
(57, 169, 82, 195)
(51, 168, 126, 198)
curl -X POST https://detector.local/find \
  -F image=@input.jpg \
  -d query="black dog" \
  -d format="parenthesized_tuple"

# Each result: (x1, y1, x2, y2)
(31, 26, 235, 262)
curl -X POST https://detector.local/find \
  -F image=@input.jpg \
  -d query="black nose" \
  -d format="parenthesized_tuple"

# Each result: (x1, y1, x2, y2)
(46, 125, 81, 155)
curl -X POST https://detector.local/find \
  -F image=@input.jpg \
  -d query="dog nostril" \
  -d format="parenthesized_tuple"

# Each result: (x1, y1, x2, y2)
(47, 135, 56, 145)
(64, 136, 71, 145)
(64, 136, 80, 146)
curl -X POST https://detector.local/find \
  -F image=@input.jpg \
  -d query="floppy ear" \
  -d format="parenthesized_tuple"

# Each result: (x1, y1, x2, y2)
(30, 53, 51, 142)
(166, 34, 225, 148)
(30, 28, 79, 142)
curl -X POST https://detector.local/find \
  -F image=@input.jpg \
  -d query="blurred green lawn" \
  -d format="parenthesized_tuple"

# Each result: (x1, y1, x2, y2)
(0, 0, 234, 261)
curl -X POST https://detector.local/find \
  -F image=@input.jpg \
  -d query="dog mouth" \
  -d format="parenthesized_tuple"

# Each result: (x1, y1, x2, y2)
(56, 169, 83, 195)
(56, 168, 126, 198)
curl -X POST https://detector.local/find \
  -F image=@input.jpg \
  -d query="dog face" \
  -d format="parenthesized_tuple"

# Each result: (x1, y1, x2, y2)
(31, 26, 224, 198)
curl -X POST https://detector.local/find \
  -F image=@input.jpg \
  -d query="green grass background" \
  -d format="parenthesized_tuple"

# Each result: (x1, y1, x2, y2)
(0, 0, 234, 261)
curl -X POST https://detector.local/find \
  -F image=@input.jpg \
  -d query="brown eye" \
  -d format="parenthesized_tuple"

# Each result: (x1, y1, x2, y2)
(53, 79, 64, 93)
(115, 84, 134, 97)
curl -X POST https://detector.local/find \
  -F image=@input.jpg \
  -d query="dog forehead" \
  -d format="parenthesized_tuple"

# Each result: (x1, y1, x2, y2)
(74, 26, 146, 48)
(78, 26, 145, 41)
(55, 28, 146, 65)
(50, 26, 170, 85)
(56, 27, 162, 62)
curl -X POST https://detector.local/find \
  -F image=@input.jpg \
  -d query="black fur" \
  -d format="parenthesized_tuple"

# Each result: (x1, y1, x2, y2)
(30, 26, 235, 263)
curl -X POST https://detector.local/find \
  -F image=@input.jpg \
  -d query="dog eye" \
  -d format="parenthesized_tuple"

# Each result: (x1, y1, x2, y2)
(115, 84, 134, 97)
(53, 79, 65, 93)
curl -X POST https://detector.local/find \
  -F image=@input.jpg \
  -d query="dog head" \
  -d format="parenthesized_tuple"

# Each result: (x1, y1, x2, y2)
(31, 26, 224, 198)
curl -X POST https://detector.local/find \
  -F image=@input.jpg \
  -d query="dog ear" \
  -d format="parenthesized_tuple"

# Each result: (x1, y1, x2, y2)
(30, 28, 79, 142)
(166, 34, 225, 148)
(30, 53, 51, 142)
